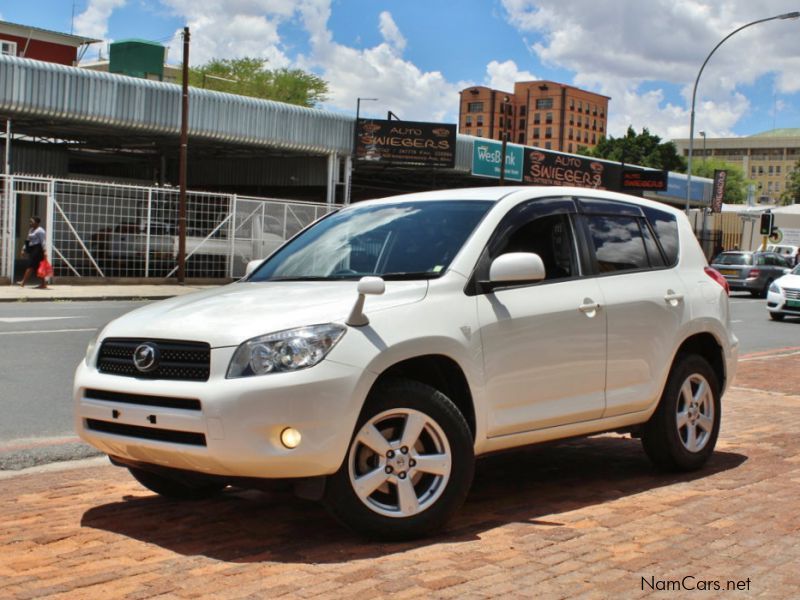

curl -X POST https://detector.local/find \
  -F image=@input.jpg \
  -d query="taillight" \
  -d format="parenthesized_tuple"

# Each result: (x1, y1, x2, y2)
(747, 269, 760, 278)
(704, 266, 730, 296)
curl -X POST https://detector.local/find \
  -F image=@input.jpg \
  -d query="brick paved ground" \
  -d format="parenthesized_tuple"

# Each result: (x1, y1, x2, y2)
(1, 353, 799, 599)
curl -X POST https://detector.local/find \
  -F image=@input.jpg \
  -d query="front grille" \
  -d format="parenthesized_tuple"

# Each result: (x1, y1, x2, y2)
(86, 419, 207, 446)
(784, 287, 800, 300)
(85, 389, 201, 411)
(98, 338, 210, 381)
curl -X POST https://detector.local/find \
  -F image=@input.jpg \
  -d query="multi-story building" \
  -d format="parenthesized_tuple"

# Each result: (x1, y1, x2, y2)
(0, 20, 98, 66)
(458, 81, 610, 153)
(672, 129, 800, 204)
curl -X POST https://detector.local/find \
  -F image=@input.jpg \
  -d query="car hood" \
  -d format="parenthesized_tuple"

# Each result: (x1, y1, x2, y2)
(100, 280, 429, 347)
(776, 273, 800, 289)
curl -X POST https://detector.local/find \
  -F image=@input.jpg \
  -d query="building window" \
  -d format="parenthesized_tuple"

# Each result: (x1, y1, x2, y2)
(519, 106, 527, 116)
(545, 112, 553, 124)
(570, 98, 575, 110)
(751, 166, 756, 175)
(533, 127, 540, 138)
(769, 165, 774, 175)
(768, 182, 773, 192)
(533, 113, 541, 124)
(578, 101, 583, 112)
(545, 127, 552, 138)
(498, 116, 504, 128)
(569, 128, 574, 139)
(1, 40, 17, 56)
(776, 165, 781, 175)
(545, 142, 552, 149)
(758, 166, 764, 175)
(477, 128, 483, 137)
(477, 116, 484, 126)
(518, 133, 525, 143)
(776, 182, 781, 192)
(536, 98, 554, 110)
(465, 116, 472, 126)
(592, 133, 596, 144)
(577, 116, 582, 127)
(467, 102, 483, 112)
(519, 119, 526, 130)
(568, 143, 573, 152)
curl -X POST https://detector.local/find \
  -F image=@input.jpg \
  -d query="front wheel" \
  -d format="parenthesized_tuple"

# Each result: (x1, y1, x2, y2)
(641, 354, 721, 472)
(325, 379, 474, 540)
(127, 466, 226, 500)
(769, 312, 785, 321)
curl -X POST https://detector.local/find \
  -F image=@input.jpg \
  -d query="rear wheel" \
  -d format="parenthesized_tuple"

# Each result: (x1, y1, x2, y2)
(641, 354, 720, 472)
(325, 379, 474, 540)
(127, 466, 226, 500)
(769, 312, 785, 321)
(759, 279, 774, 299)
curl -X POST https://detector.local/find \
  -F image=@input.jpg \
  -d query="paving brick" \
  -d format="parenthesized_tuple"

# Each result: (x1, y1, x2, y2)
(1, 357, 799, 598)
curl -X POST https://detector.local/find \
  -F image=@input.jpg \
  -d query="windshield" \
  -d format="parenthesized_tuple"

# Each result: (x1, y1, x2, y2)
(714, 253, 752, 266)
(250, 200, 493, 282)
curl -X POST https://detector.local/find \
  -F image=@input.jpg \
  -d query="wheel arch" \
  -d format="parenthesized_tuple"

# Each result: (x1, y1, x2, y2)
(673, 332, 726, 392)
(370, 354, 476, 441)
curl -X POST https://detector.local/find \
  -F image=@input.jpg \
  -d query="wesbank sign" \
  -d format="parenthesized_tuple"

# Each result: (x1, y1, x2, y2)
(471, 140, 523, 182)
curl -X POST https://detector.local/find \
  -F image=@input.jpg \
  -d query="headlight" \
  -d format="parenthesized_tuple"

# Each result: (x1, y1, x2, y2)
(85, 331, 101, 366)
(227, 324, 346, 378)
(769, 282, 782, 294)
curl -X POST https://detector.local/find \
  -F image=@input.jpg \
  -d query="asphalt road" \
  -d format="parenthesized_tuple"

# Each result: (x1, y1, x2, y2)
(0, 294, 796, 469)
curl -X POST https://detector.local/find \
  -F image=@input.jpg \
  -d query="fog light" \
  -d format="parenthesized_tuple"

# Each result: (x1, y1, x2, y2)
(280, 427, 302, 449)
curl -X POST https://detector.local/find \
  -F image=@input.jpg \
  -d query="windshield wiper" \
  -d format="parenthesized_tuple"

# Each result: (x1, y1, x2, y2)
(381, 272, 438, 280)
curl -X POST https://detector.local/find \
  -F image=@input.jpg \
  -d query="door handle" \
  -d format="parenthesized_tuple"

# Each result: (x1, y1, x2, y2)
(664, 290, 684, 306)
(579, 299, 600, 316)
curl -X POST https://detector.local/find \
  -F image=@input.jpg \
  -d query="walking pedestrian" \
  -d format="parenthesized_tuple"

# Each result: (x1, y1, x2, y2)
(17, 216, 49, 289)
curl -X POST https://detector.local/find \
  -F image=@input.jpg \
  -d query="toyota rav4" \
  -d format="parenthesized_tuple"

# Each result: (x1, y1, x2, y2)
(75, 186, 738, 539)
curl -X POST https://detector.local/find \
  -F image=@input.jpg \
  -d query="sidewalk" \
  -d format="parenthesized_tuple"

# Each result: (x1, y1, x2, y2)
(1, 355, 799, 598)
(0, 283, 221, 302)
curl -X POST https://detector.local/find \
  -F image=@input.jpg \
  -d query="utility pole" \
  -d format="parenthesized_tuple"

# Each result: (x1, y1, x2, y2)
(499, 96, 509, 186)
(177, 27, 190, 284)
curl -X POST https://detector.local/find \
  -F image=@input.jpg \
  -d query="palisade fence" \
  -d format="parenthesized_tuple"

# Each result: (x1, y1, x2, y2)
(0, 175, 336, 282)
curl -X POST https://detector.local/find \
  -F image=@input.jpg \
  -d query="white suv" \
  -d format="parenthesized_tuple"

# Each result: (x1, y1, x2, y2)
(74, 187, 738, 539)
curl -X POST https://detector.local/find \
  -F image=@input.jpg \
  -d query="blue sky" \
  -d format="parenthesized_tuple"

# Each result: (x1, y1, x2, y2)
(2, 0, 799, 141)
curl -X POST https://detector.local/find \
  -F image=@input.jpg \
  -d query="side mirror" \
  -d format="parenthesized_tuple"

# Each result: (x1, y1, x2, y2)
(488, 252, 546, 284)
(245, 259, 262, 277)
(347, 276, 386, 327)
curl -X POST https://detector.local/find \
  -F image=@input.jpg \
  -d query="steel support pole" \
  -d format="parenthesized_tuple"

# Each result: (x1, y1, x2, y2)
(177, 26, 190, 284)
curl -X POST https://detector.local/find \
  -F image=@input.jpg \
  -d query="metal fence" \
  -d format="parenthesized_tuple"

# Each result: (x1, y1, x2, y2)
(1, 175, 336, 281)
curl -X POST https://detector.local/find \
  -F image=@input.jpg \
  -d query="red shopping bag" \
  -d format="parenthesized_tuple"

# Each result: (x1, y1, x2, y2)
(37, 258, 54, 279)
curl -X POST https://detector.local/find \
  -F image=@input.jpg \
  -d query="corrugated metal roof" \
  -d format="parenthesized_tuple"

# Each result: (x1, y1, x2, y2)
(0, 55, 354, 155)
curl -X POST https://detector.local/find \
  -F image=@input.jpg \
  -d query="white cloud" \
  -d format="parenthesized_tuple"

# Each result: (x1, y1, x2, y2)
(378, 11, 406, 53)
(74, 0, 127, 40)
(501, 0, 800, 138)
(485, 60, 538, 92)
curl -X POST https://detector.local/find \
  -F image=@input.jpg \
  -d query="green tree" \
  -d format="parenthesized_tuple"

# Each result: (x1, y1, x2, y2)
(186, 57, 328, 107)
(578, 126, 686, 172)
(780, 158, 800, 205)
(689, 159, 752, 204)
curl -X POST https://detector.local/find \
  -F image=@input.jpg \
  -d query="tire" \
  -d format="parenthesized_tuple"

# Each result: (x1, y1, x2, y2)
(769, 312, 785, 321)
(641, 354, 721, 472)
(759, 279, 773, 299)
(325, 378, 474, 540)
(127, 466, 226, 500)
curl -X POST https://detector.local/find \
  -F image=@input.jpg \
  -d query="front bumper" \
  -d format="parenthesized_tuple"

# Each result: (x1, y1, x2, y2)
(766, 290, 800, 317)
(725, 277, 762, 293)
(74, 348, 370, 479)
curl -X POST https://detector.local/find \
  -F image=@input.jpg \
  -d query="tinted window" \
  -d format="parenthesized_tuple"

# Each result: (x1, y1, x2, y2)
(641, 222, 666, 268)
(496, 214, 578, 281)
(586, 215, 649, 273)
(642, 207, 679, 266)
(714, 253, 752, 266)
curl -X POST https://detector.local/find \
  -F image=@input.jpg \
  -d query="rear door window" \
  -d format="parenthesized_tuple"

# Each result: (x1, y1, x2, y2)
(641, 207, 679, 266)
(585, 215, 649, 273)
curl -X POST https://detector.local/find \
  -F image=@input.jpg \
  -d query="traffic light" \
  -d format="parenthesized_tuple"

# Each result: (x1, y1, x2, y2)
(760, 212, 774, 236)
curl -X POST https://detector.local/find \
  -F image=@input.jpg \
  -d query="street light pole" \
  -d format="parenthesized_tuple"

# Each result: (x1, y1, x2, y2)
(350, 97, 378, 203)
(699, 131, 707, 164)
(685, 11, 799, 213)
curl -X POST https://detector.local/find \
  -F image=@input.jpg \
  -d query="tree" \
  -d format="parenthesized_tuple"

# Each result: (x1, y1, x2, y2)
(780, 158, 800, 205)
(578, 126, 686, 172)
(689, 159, 752, 205)
(186, 57, 328, 107)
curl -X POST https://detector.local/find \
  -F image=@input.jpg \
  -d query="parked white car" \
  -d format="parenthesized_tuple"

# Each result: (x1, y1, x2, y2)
(766, 264, 800, 321)
(74, 187, 738, 539)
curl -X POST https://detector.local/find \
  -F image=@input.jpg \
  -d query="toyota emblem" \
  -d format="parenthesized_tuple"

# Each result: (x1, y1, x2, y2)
(133, 343, 160, 373)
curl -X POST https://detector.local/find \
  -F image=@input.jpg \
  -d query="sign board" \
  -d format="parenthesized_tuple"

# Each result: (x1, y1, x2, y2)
(621, 169, 668, 192)
(471, 140, 523, 182)
(711, 169, 727, 213)
(523, 149, 621, 190)
(355, 119, 456, 168)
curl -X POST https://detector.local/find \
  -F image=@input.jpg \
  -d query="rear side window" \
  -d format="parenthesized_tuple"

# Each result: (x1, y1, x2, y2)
(642, 207, 679, 266)
(585, 215, 649, 273)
